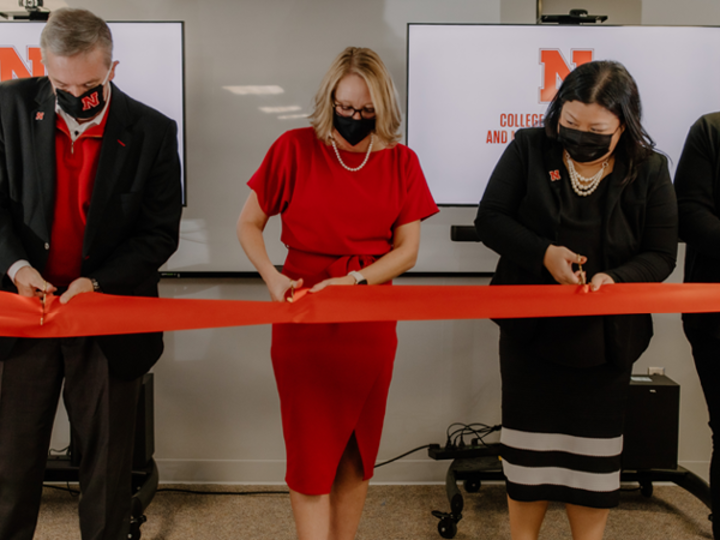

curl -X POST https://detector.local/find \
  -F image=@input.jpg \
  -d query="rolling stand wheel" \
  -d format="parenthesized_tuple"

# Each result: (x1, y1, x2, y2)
(128, 515, 146, 540)
(432, 510, 460, 539)
(128, 497, 147, 540)
(640, 481, 653, 498)
(437, 517, 458, 539)
(463, 477, 481, 493)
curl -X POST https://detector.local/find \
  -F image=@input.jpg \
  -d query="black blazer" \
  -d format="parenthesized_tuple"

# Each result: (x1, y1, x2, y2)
(0, 77, 182, 379)
(675, 113, 720, 337)
(475, 128, 678, 369)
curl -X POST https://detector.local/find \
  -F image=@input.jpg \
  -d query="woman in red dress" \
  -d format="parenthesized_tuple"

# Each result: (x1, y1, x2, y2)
(237, 47, 438, 539)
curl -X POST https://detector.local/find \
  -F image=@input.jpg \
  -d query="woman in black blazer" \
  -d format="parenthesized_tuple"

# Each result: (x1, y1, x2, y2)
(475, 61, 677, 540)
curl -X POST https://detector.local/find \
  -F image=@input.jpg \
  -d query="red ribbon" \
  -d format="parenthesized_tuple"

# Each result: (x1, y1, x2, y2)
(2, 283, 720, 339)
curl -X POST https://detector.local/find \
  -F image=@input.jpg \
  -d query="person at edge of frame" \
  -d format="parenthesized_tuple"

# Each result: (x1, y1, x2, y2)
(675, 111, 720, 540)
(0, 7, 182, 540)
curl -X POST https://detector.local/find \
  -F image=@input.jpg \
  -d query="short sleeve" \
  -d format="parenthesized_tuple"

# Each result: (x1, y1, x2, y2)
(393, 148, 439, 228)
(247, 131, 298, 217)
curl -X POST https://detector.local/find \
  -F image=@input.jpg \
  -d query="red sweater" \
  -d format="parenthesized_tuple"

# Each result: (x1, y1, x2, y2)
(44, 111, 108, 287)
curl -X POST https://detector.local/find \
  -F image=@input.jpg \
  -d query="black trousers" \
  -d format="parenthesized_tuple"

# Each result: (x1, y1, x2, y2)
(0, 337, 141, 540)
(684, 323, 720, 539)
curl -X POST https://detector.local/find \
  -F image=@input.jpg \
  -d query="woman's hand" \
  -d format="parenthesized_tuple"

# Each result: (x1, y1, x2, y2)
(543, 245, 587, 285)
(267, 272, 303, 302)
(309, 275, 356, 293)
(589, 272, 614, 292)
(238, 193, 305, 302)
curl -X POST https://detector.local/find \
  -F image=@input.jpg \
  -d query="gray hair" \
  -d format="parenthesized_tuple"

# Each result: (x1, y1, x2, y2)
(40, 7, 113, 66)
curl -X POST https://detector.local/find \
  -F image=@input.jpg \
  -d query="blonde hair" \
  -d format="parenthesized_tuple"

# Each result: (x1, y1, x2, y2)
(309, 47, 402, 147)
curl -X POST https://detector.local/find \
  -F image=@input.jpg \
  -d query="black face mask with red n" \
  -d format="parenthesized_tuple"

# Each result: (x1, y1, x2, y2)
(558, 124, 614, 163)
(56, 85, 105, 119)
(55, 67, 112, 120)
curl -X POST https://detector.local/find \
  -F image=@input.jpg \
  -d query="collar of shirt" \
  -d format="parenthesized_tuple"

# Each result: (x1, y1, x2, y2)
(55, 84, 112, 144)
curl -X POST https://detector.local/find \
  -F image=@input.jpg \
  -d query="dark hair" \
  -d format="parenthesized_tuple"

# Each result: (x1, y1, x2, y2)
(544, 60, 654, 184)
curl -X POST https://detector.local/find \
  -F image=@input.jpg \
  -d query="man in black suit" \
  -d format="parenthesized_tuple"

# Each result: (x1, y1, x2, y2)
(0, 8, 182, 540)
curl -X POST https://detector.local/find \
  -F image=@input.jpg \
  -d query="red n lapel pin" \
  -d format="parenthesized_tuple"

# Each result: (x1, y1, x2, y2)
(35, 112, 44, 121)
(549, 170, 561, 181)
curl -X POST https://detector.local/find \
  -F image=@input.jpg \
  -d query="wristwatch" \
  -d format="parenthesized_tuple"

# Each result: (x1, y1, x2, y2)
(348, 270, 367, 285)
(90, 278, 102, 293)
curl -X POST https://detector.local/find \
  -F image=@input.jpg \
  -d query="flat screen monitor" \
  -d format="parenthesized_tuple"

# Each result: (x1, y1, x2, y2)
(407, 24, 720, 206)
(0, 21, 185, 202)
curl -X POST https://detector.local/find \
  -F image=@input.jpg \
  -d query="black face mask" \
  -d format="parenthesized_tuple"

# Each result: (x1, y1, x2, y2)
(558, 124, 615, 163)
(56, 85, 106, 119)
(55, 67, 112, 120)
(333, 112, 375, 147)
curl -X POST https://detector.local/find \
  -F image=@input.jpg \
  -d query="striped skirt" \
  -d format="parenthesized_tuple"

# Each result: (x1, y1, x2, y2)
(499, 333, 632, 508)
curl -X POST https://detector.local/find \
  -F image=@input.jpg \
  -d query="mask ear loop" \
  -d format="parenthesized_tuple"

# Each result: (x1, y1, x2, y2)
(95, 63, 115, 106)
(100, 63, 114, 89)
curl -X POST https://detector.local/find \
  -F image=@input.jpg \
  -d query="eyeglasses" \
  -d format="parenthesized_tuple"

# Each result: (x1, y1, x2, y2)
(334, 103, 376, 119)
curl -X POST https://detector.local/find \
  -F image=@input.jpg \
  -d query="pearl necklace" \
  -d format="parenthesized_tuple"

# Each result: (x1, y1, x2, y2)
(331, 134, 374, 172)
(565, 151, 609, 197)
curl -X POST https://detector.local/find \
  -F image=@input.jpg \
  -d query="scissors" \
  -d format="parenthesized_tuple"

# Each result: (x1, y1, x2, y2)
(576, 254, 587, 285)
(286, 281, 308, 303)
(40, 281, 47, 326)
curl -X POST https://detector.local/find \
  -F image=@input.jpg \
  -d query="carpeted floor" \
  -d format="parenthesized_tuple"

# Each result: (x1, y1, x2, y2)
(34, 483, 712, 539)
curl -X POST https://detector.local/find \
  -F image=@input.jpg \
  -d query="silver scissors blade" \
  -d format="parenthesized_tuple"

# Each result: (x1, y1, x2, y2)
(40, 281, 47, 326)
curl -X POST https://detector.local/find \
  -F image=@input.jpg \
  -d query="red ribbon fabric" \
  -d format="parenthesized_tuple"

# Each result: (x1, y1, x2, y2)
(2, 283, 720, 338)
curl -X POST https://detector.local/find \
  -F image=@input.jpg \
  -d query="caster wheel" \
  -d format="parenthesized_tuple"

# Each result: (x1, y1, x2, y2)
(128, 515, 146, 540)
(127, 522, 141, 540)
(463, 477, 481, 493)
(438, 517, 458, 539)
(640, 482, 653, 498)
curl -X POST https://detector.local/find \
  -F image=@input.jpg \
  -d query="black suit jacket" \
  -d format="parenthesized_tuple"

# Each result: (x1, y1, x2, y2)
(0, 77, 182, 379)
(475, 128, 678, 369)
(675, 113, 720, 337)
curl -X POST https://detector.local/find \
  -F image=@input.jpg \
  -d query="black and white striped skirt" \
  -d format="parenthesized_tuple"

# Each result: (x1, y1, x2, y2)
(499, 333, 632, 508)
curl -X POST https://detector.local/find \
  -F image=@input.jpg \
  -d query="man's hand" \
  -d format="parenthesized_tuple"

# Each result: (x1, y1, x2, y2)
(59, 277, 94, 304)
(13, 266, 56, 298)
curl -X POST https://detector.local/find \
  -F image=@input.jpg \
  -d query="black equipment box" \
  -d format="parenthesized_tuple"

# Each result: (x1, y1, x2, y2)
(622, 374, 680, 470)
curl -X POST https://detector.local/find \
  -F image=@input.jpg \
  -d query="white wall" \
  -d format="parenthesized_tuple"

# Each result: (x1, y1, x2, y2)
(642, 0, 720, 24)
(47, 0, 716, 485)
